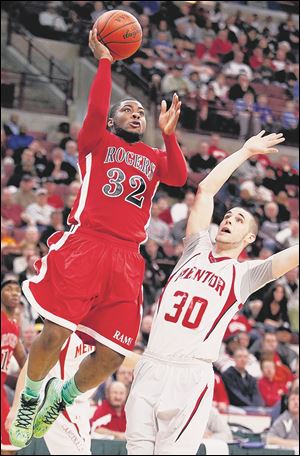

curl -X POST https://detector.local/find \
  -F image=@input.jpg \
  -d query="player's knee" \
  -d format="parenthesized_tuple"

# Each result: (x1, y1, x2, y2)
(39, 320, 71, 350)
(94, 345, 124, 375)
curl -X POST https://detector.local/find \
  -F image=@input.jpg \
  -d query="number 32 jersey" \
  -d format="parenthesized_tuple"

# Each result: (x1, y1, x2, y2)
(146, 231, 274, 362)
(68, 129, 166, 245)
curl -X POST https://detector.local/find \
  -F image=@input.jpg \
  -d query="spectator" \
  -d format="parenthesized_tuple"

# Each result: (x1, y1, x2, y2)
(267, 389, 299, 449)
(90, 381, 127, 440)
(204, 407, 233, 442)
(234, 91, 261, 140)
(208, 133, 228, 161)
(115, 365, 134, 394)
(258, 358, 288, 407)
(1, 187, 24, 227)
(41, 177, 64, 210)
(6, 125, 34, 152)
(147, 203, 171, 245)
(210, 74, 229, 102)
(44, 147, 77, 185)
(189, 142, 217, 173)
(228, 73, 256, 101)
(39, 4, 68, 33)
(224, 52, 253, 80)
(91, 1, 105, 22)
(3, 114, 20, 136)
(7, 149, 38, 187)
(256, 284, 290, 329)
(222, 348, 264, 407)
(277, 268, 299, 332)
(211, 29, 232, 59)
(21, 324, 38, 354)
(275, 323, 298, 372)
(213, 372, 230, 412)
(23, 188, 54, 228)
(161, 64, 190, 100)
(170, 190, 195, 224)
(195, 34, 218, 62)
(64, 140, 78, 169)
(276, 219, 299, 248)
(140, 314, 153, 347)
(254, 94, 273, 132)
(281, 101, 299, 144)
(249, 47, 264, 71)
(1, 157, 15, 187)
(14, 175, 36, 209)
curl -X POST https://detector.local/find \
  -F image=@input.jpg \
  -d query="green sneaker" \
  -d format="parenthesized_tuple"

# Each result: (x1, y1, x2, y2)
(9, 393, 40, 448)
(33, 377, 66, 439)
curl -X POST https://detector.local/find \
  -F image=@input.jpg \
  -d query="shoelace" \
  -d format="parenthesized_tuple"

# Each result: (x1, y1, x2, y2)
(43, 400, 66, 425)
(15, 396, 39, 429)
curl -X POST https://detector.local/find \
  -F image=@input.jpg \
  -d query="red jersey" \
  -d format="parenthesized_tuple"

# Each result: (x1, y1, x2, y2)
(1, 311, 20, 386)
(68, 59, 187, 246)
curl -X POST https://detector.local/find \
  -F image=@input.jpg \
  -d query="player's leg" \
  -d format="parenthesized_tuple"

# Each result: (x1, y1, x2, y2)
(33, 342, 124, 439)
(9, 321, 72, 448)
(125, 359, 158, 455)
(43, 413, 91, 455)
(155, 363, 214, 455)
(1, 386, 19, 455)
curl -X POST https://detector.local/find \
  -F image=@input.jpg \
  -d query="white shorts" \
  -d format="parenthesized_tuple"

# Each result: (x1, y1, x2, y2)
(44, 410, 91, 455)
(125, 352, 214, 455)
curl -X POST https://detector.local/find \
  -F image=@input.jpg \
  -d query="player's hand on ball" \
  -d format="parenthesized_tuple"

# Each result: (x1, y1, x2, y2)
(159, 93, 181, 135)
(89, 28, 114, 63)
(243, 130, 285, 157)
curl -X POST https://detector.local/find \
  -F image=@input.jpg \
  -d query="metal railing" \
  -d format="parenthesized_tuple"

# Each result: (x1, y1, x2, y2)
(6, 14, 73, 101)
(1, 69, 69, 115)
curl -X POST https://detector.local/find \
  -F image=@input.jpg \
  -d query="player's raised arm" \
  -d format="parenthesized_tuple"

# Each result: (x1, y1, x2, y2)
(77, 28, 114, 155)
(271, 245, 299, 279)
(186, 131, 285, 236)
(158, 93, 188, 187)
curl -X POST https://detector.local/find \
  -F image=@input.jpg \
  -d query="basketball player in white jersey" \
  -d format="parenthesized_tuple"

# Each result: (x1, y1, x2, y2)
(125, 131, 299, 455)
(6, 333, 95, 455)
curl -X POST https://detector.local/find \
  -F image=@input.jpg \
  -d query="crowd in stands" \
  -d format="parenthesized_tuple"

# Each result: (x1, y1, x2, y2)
(1, 0, 299, 449)
(3, 0, 299, 144)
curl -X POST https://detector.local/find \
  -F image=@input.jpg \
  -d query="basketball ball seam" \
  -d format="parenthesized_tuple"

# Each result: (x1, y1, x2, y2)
(100, 20, 141, 41)
(103, 39, 142, 45)
(96, 10, 119, 37)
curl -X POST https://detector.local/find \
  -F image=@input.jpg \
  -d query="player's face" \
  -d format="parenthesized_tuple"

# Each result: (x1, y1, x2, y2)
(216, 208, 255, 247)
(113, 100, 146, 134)
(1, 284, 21, 310)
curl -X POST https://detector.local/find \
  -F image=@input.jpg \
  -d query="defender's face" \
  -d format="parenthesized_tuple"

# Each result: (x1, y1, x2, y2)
(112, 100, 146, 135)
(216, 208, 253, 245)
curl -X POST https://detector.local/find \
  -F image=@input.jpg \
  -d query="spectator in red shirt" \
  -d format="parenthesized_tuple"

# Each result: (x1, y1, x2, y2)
(90, 381, 127, 440)
(211, 29, 232, 60)
(258, 358, 288, 407)
(1, 187, 24, 227)
(249, 47, 264, 71)
(208, 133, 228, 161)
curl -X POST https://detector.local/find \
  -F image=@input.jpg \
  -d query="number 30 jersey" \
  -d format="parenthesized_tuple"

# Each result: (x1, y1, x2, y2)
(146, 231, 274, 362)
(68, 129, 165, 245)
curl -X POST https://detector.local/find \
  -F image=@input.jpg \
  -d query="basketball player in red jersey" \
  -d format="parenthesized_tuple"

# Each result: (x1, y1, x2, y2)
(1, 280, 27, 454)
(10, 28, 187, 448)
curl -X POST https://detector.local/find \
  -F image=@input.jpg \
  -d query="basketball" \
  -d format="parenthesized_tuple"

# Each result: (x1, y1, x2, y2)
(94, 10, 142, 61)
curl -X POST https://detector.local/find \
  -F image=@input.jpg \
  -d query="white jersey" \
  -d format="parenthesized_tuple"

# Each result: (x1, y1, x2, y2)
(44, 334, 95, 455)
(146, 231, 273, 362)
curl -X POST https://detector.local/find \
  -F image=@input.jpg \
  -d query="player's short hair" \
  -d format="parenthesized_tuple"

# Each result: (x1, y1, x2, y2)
(108, 97, 142, 119)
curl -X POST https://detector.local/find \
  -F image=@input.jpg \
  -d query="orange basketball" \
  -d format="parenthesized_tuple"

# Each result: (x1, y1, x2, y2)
(94, 10, 142, 61)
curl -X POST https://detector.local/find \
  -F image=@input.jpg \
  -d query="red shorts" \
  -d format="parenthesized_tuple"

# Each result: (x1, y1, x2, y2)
(22, 227, 145, 356)
(1, 384, 18, 451)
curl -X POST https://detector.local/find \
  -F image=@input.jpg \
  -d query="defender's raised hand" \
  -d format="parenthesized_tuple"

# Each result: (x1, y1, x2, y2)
(89, 28, 114, 63)
(159, 93, 181, 135)
(243, 130, 285, 157)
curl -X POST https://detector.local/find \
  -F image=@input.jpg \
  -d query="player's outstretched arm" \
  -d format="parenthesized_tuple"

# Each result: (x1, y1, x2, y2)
(78, 28, 114, 155)
(186, 131, 285, 236)
(271, 245, 299, 279)
(158, 93, 187, 186)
